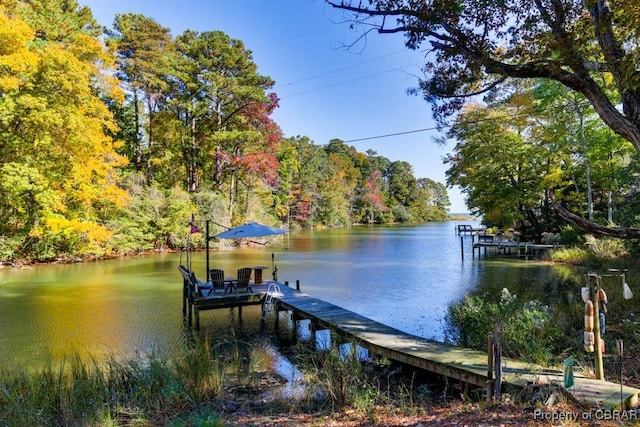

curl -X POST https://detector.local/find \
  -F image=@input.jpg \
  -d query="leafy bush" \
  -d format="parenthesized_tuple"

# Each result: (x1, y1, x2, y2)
(584, 235, 629, 259)
(549, 247, 591, 264)
(443, 288, 564, 365)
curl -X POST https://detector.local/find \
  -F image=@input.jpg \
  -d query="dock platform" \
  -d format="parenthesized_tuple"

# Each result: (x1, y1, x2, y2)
(472, 240, 558, 258)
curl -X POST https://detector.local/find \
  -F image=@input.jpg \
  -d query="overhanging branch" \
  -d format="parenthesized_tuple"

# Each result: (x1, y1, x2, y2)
(550, 194, 640, 239)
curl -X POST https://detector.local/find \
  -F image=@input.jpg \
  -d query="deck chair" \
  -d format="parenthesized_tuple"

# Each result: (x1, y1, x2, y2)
(208, 268, 225, 295)
(189, 271, 211, 297)
(236, 267, 253, 293)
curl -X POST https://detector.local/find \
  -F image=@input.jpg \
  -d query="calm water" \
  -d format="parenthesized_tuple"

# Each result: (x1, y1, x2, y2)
(0, 221, 580, 369)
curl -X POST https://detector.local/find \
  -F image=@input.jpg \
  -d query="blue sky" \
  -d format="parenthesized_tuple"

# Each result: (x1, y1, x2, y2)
(79, 0, 467, 212)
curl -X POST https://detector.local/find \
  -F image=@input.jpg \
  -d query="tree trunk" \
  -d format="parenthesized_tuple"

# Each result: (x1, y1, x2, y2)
(550, 194, 640, 239)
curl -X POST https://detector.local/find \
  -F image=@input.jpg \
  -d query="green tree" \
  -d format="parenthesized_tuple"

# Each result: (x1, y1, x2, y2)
(387, 161, 418, 222)
(445, 101, 552, 237)
(415, 178, 449, 221)
(164, 29, 276, 215)
(531, 80, 634, 226)
(326, 0, 640, 238)
(107, 13, 173, 180)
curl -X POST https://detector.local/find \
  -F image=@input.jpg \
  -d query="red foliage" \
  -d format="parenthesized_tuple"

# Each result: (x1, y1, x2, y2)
(362, 171, 387, 211)
(231, 93, 282, 187)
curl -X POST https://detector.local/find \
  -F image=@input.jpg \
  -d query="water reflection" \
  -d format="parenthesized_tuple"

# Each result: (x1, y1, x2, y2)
(0, 221, 582, 371)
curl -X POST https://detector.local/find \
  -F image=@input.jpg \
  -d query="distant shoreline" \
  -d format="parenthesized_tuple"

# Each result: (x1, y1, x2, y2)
(448, 213, 479, 221)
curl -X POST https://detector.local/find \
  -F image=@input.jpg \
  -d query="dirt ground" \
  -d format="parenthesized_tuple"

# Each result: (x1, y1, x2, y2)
(221, 400, 638, 426)
(218, 363, 640, 427)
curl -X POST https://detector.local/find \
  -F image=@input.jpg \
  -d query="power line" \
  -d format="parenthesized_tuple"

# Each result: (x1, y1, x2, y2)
(343, 126, 439, 143)
(341, 109, 545, 143)
(273, 49, 406, 89)
(280, 65, 415, 99)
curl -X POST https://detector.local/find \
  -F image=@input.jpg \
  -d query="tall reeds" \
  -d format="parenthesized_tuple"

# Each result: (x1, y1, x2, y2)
(0, 341, 225, 426)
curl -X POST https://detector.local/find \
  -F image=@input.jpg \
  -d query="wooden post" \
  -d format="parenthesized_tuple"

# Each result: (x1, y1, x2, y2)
(182, 278, 187, 316)
(471, 233, 475, 258)
(205, 220, 210, 279)
(296, 280, 300, 291)
(310, 320, 317, 348)
(274, 302, 280, 334)
(617, 338, 624, 409)
(493, 327, 502, 399)
(487, 333, 494, 400)
(589, 273, 604, 380)
(292, 315, 298, 343)
(460, 236, 464, 260)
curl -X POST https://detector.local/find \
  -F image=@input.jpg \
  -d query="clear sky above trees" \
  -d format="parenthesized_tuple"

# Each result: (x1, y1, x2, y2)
(79, 0, 467, 212)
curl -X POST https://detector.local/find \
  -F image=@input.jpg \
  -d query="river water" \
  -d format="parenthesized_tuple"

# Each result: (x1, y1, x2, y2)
(0, 221, 580, 370)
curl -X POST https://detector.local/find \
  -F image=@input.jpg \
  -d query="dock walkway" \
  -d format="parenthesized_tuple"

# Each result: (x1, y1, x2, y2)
(179, 266, 639, 409)
(273, 284, 638, 409)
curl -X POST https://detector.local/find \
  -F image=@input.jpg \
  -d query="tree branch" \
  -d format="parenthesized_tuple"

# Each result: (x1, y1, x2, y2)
(550, 194, 640, 239)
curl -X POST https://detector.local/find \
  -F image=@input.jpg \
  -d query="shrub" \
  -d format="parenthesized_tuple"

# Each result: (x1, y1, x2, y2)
(549, 247, 591, 264)
(584, 235, 629, 259)
(443, 288, 564, 365)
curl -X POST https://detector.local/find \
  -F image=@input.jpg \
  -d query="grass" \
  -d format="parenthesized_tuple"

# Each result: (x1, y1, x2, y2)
(0, 342, 226, 426)
(2, 332, 639, 426)
(0, 335, 444, 426)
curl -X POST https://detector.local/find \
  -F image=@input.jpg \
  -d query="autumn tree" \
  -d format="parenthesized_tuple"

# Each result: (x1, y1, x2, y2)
(286, 137, 319, 225)
(162, 30, 277, 222)
(359, 170, 387, 223)
(326, 0, 640, 238)
(0, 0, 128, 259)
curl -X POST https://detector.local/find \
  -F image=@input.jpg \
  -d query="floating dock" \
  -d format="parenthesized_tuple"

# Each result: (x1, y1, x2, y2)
(179, 266, 639, 409)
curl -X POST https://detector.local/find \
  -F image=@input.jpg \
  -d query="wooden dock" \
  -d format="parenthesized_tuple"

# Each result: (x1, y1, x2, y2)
(179, 266, 639, 409)
(456, 224, 560, 259)
(456, 224, 487, 235)
(271, 284, 638, 409)
(472, 240, 558, 258)
(179, 265, 266, 330)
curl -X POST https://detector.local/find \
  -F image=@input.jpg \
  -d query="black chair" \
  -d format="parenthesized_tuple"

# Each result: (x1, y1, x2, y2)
(189, 271, 211, 297)
(236, 267, 253, 293)
(208, 269, 225, 295)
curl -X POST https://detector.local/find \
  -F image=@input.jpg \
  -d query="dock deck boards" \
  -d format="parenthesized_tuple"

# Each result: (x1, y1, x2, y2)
(272, 284, 639, 409)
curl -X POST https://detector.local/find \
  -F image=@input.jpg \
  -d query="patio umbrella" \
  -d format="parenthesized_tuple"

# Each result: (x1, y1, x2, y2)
(205, 221, 287, 280)
(214, 222, 287, 239)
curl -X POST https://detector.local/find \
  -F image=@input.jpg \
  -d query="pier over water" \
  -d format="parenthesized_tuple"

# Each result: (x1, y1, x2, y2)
(180, 268, 640, 409)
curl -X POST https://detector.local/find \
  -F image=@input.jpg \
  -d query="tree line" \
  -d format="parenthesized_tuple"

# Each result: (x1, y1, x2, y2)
(0, 0, 450, 263)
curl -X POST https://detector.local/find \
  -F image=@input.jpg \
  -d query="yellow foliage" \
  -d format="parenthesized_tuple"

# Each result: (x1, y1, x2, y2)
(0, 8, 38, 91)
(31, 215, 114, 254)
(0, 7, 33, 54)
